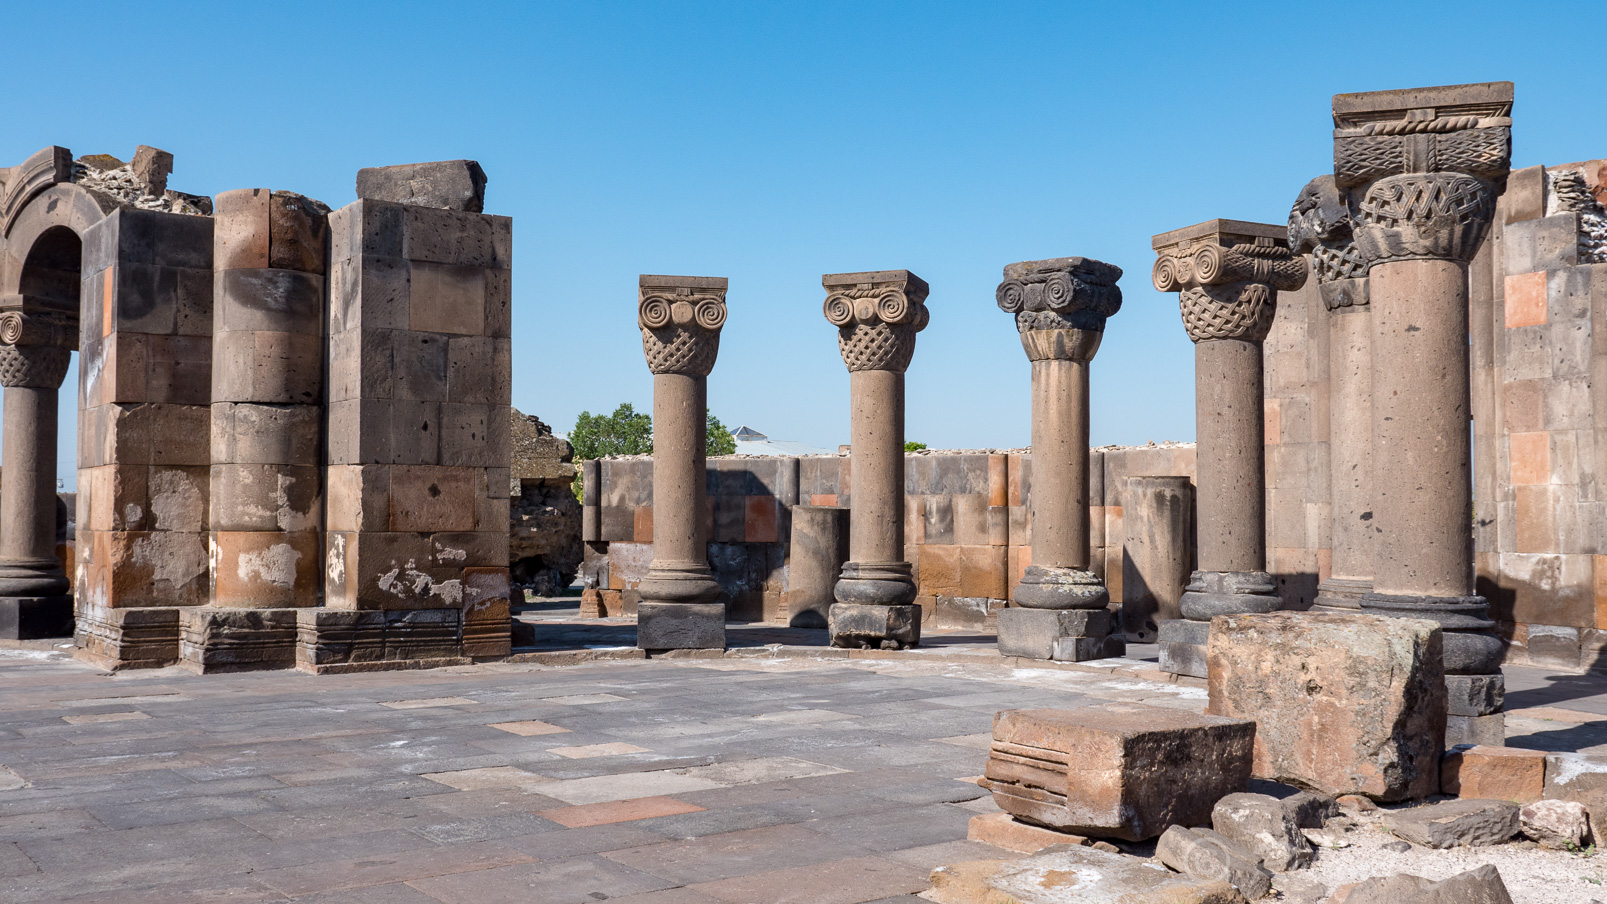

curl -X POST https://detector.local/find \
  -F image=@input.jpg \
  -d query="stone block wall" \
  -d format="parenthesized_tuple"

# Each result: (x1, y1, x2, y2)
(583, 445, 1203, 630)
(1260, 278, 1330, 609)
(1471, 161, 1607, 671)
(75, 208, 215, 668)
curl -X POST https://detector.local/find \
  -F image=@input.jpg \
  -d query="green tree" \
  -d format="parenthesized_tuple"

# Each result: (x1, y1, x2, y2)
(707, 412, 736, 456)
(568, 403, 736, 499)
(904, 441, 928, 452)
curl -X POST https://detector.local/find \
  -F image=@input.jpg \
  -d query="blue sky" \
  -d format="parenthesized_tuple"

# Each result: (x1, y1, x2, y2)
(6, 1, 1601, 486)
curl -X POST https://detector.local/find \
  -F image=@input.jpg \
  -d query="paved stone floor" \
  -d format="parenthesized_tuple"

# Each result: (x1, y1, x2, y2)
(1, 631, 1603, 904)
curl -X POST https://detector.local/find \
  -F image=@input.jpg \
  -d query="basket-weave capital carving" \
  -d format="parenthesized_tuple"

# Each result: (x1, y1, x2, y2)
(822, 270, 929, 373)
(638, 276, 727, 376)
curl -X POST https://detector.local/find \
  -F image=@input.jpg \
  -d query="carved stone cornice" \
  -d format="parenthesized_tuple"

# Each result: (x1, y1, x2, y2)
(1332, 82, 1512, 265)
(997, 257, 1121, 362)
(0, 147, 73, 238)
(1289, 176, 1370, 311)
(639, 275, 727, 377)
(1152, 220, 1308, 343)
(823, 270, 929, 373)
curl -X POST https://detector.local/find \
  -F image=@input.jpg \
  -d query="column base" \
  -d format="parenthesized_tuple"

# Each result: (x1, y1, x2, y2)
(996, 607, 1117, 662)
(1447, 713, 1506, 748)
(1313, 577, 1370, 611)
(0, 595, 72, 640)
(637, 562, 721, 606)
(295, 609, 469, 674)
(1360, 592, 1502, 674)
(74, 606, 181, 670)
(0, 559, 71, 598)
(179, 608, 299, 673)
(1012, 566, 1109, 610)
(1447, 673, 1505, 717)
(829, 602, 920, 649)
(834, 562, 917, 606)
(1157, 618, 1209, 678)
(1178, 571, 1280, 620)
(637, 602, 726, 651)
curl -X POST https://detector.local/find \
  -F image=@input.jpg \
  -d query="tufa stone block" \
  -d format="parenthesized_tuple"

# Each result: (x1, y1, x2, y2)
(965, 812, 1087, 854)
(1519, 799, 1590, 850)
(1205, 612, 1445, 802)
(1381, 798, 1519, 848)
(356, 160, 487, 213)
(636, 602, 725, 651)
(926, 846, 1244, 904)
(1342, 865, 1513, 904)
(1209, 792, 1312, 872)
(996, 607, 1110, 662)
(980, 703, 1254, 842)
(828, 602, 920, 650)
(1440, 745, 1545, 803)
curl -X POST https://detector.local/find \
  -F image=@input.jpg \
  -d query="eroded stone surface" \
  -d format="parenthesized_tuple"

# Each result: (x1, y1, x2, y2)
(927, 846, 1248, 904)
(1211, 792, 1313, 872)
(1382, 798, 1519, 848)
(1340, 864, 1513, 904)
(1156, 825, 1272, 899)
(1519, 799, 1590, 850)
(1205, 612, 1445, 802)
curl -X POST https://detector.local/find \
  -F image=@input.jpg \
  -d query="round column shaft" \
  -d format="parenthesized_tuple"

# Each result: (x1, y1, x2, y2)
(1193, 338, 1265, 576)
(0, 334, 73, 601)
(823, 269, 928, 650)
(1031, 358, 1090, 571)
(635, 275, 727, 651)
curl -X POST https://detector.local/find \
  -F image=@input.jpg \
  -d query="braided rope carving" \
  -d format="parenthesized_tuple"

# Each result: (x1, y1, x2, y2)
(1351, 172, 1493, 264)
(1178, 284, 1275, 343)
(0, 343, 71, 388)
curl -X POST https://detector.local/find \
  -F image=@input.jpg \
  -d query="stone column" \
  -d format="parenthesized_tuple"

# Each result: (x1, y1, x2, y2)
(1289, 175, 1373, 610)
(635, 275, 727, 651)
(787, 504, 848, 629)
(0, 311, 74, 638)
(993, 257, 1124, 661)
(186, 189, 329, 672)
(822, 269, 928, 649)
(1120, 476, 1194, 641)
(1152, 220, 1309, 677)
(1334, 82, 1513, 746)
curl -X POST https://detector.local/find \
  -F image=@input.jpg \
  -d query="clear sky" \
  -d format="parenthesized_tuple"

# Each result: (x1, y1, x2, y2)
(6, 1, 1602, 487)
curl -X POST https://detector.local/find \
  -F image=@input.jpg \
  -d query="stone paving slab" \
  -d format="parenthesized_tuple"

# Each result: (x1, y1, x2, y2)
(0, 642, 1603, 902)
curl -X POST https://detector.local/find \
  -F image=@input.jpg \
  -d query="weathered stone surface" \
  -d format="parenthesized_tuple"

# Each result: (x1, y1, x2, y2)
(1382, 798, 1518, 848)
(356, 160, 487, 213)
(1543, 752, 1607, 825)
(1440, 745, 1545, 804)
(636, 602, 724, 651)
(1211, 792, 1313, 872)
(1282, 791, 1338, 829)
(980, 703, 1255, 842)
(966, 812, 1087, 854)
(1340, 864, 1513, 904)
(1519, 798, 1590, 850)
(1205, 612, 1445, 802)
(828, 602, 920, 650)
(1156, 825, 1272, 899)
(927, 846, 1248, 904)
(996, 607, 1109, 661)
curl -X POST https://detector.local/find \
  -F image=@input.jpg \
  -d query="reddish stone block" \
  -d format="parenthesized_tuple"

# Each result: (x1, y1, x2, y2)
(633, 505, 654, 543)
(1505, 271, 1547, 328)
(1514, 485, 1559, 554)
(1441, 745, 1545, 803)
(988, 453, 1008, 507)
(967, 812, 1087, 853)
(744, 496, 779, 543)
(1264, 398, 1282, 444)
(1509, 432, 1550, 486)
(809, 494, 837, 507)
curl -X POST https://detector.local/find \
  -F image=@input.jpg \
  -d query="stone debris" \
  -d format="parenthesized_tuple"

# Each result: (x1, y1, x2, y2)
(1206, 612, 1445, 802)
(1283, 791, 1340, 829)
(356, 159, 487, 212)
(1382, 798, 1519, 848)
(1301, 827, 1350, 849)
(71, 148, 211, 215)
(1519, 798, 1591, 850)
(1335, 864, 1513, 904)
(1335, 795, 1376, 814)
(926, 846, 1249, 904)
(965, 812, 1088, 854)
(979, 703, 1255, 841)
(1211, 792, 1314, 872)
(509, 410, 582, 596)
(1441, 745, 1547, 804)
(1156, 825, 1273, 900)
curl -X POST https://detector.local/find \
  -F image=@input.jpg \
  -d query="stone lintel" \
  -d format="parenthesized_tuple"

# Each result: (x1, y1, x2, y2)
(1151, 219, 1290, 252)
(822, 269, 929, 296)
(1332, 81, 1513, 125)
(1002, 257, 1121, 285)
(639, 274, 728, 292)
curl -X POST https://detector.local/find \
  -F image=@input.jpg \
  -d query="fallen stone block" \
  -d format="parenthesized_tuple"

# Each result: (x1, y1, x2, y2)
(980, 703, 1255, 841)
(926, 846, 1249, 904)
(356, 160, 487, 212)
(1440, 745, 1545, 803)
(1206, 612, 1445, 802)
(1283, 791, 1338, 829)
(1335, 794, 1376, 814)
(1156, 825, 1272, 900)
(1211, 792, 1313, 872)
(1381, 798, 1518, 848)
(965, 812, 1087, 854)
(1338, 864, 1512, 904)
(1544, 752, 1607, 821)
(1519, 798, 1590, 850)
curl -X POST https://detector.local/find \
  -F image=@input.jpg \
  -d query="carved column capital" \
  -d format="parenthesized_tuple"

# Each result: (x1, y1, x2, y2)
(823, 269, 929, 373)
(1332, 82, 1512, 265)
(997, 257, 1122, 362)
(1288, 175, 1370, 311)
(1152, 219, 1307, 344)
(0, 311, 74, 388)
(639, 275, 726, 376)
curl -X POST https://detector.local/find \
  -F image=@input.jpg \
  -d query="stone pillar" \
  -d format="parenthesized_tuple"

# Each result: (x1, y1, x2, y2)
(1152, 220, 1309, 677)
(993, 257, 1124, 661)
(787, 504, 848, 628)
(1333, 82, 1513, 745)
(822, 269, 928, 649)
(635, 275, 727, 651)
(0, 312, 74, 637)
(181, 189, 329, 672)
(1120, 476, 1194, 641)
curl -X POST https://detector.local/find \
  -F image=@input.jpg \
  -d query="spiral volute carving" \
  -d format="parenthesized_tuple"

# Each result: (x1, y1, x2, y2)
(639, 290, 726, 376)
